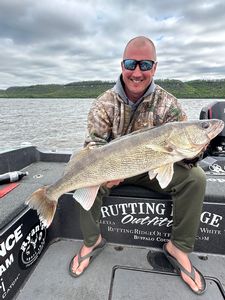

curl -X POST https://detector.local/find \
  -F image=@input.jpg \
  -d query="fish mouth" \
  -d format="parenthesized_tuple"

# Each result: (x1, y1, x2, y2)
(207, 119, 224, 140)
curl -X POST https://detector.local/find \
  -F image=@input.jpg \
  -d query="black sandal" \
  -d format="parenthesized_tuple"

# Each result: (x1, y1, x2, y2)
(69, 239, 107, 278)
(163, 244, 207, 295)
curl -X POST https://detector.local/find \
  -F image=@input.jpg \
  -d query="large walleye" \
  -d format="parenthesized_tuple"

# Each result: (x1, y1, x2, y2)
(26, 119, 224, 227)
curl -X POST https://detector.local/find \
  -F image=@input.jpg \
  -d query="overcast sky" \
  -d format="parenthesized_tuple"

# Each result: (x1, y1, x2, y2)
(0, 0, 225, 89)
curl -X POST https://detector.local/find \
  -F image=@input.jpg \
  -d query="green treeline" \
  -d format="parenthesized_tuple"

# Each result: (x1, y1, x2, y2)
(1, 79, 225, 98)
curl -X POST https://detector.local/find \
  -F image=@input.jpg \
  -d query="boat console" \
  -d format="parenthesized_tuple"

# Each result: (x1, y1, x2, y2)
(200, 101, 225, 156)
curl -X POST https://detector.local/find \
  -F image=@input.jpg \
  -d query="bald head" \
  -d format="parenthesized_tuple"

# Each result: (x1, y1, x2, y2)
(123, 36, 157, 61)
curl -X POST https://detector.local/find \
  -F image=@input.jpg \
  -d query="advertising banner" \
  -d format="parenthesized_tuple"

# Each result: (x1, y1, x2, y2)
(100, 196, 225, 255)
(0, 209, 47, 300)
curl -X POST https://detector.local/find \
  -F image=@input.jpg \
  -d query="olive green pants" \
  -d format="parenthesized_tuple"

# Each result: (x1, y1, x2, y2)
(79, 164, 206, 252)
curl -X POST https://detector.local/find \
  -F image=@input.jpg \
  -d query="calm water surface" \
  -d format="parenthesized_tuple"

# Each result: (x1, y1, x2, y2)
(0, 98, 224, 152)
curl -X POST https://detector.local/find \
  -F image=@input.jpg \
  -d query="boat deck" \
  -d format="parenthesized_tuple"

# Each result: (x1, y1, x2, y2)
(0, 149, 67, 228)
(16, 239, 225, 299)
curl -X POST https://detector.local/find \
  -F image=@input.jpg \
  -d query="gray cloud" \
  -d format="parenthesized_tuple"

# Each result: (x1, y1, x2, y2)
(0, 0, 225, 89)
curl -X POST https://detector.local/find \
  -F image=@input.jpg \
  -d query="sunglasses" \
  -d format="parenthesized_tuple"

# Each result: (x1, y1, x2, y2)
(123, 59, 155, 71)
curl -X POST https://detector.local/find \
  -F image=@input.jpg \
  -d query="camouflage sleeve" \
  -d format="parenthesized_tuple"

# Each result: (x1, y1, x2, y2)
(164, 99, 187, 123)
(84, 99, 112, 148)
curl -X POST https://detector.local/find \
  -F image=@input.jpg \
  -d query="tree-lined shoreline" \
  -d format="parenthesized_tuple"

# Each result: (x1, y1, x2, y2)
(1, 79, 225, 99)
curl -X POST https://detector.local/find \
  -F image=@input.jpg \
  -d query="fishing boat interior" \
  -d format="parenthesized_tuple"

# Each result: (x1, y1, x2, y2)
(1, 101, 225, 299)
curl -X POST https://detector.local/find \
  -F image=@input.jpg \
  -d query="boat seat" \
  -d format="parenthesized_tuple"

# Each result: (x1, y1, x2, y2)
(110, 184, 170, 199)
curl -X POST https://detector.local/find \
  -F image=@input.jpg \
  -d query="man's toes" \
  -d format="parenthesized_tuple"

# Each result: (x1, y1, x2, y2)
(181, 272, 200, 292)
(75, 259, 90, 275)
(194, 270, 203, 290)
(75, 267, 83, 275)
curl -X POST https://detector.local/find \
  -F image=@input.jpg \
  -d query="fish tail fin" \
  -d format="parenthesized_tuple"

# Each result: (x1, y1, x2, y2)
(25, 187, 57, 228)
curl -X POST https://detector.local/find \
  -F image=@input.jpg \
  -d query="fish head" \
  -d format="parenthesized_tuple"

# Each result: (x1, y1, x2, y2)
(164, 119, 224, 158)
(184, 119, 224, 146)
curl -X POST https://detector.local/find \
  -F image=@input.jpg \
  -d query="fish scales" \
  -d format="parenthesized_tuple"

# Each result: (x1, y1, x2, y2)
(25, 119, 224, 227)
(55, 136, 179, 193)
(47, 121, 221, 194)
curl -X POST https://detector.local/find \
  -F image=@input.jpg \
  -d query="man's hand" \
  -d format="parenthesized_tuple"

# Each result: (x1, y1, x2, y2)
(105, 179, 124, 188)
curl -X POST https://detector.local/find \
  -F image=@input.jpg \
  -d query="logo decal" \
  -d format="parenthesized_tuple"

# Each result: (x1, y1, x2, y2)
(18, 222, 46, 269)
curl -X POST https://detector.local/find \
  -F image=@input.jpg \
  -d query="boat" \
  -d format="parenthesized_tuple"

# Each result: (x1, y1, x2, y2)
(0, 101, 225, 300)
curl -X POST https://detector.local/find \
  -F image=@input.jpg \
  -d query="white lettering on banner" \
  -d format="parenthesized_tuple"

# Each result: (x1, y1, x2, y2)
(134, 235, 155, 241)
(19, 222, 46, 268)
(1, 273, 20, 299)
(0, 278, 5, 293)
(0, 225, 23, 258)
(196, 235, 210, 241)
(101, 202, 171, 219)
(20, 224, 42, 252)
(121, 214, 173, 227)
(99, 220, 115, 225)
(108, 227, 134, 234)
(201, 212, 223, 227)
(102, 200, 224, 229)
(0, 254, 14, 276)
(156, 236, 169, 243)
(200, 227, 221, 234)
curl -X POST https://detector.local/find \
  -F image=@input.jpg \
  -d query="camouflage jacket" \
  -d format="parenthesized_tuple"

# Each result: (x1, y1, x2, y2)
(84, 76, 187, 148)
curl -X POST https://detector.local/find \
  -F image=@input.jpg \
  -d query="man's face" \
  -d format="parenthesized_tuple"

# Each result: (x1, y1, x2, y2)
(121, 44, 157, 102)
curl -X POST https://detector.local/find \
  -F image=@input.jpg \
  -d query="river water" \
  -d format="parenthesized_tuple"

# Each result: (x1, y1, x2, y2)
(0, 98, 224, 152)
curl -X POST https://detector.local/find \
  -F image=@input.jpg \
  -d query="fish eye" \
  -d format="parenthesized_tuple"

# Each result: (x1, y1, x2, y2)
(201, 122, 210, 129)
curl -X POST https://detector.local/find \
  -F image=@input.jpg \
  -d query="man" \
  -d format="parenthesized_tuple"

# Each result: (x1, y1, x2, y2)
(69, 36, 206, 295)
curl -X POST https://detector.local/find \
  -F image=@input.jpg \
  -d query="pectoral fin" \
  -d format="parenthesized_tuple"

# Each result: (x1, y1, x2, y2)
(146, 141, 198, 158)
(148, 163, 174, 189)
(166, 139, 201, 157)
(73, 185, 100, 210)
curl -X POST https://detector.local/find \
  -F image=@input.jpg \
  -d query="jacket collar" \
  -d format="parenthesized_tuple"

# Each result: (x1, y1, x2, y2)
(113, 75, 156, 109)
